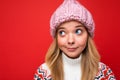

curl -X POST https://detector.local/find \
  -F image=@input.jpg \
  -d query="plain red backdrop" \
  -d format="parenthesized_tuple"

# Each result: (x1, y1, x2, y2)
(0, 0, 120, 80)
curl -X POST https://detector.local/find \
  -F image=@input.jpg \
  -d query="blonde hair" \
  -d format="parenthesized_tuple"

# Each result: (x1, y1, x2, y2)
(45, 36, 100, 80)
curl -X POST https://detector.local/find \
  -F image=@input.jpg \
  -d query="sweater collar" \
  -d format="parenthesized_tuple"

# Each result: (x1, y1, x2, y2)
(62, 52, 82, 65)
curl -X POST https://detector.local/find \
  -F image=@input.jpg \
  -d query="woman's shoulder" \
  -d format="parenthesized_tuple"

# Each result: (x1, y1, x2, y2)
(95, 62, 116, 80)
(39, 63, 50, 71)
(34, 63, 52, 80)
(98, 62, 109, 70)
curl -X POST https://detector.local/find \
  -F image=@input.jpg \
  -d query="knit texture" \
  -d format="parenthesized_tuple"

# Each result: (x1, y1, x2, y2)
(62, 53, 82, 80)
(34, 60, 116, 80)
(50, 0, 95, 38)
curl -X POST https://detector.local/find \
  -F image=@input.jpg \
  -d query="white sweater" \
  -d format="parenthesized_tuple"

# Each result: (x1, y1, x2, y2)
(62, 53, 82, 80)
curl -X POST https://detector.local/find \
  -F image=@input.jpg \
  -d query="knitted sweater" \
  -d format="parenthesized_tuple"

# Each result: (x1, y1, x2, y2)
(34, 54, 116, 80)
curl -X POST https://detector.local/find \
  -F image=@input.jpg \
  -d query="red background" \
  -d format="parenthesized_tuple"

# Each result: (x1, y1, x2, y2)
(0, 0, 120, 80)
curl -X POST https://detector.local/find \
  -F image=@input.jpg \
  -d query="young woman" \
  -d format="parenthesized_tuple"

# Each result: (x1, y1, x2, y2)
(34, 0, 116, 80)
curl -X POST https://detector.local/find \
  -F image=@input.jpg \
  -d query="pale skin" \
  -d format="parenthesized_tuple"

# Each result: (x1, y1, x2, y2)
(57, 20, 88, 59)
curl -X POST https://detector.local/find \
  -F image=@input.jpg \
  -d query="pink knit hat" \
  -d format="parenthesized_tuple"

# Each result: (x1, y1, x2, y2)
(50, 0, 95, 37)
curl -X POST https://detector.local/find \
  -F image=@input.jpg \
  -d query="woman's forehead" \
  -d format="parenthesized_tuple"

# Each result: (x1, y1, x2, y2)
(57, 21, 84, 30)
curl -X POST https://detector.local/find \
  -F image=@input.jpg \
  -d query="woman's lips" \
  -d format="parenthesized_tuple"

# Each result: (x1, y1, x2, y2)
(67, 47, 78, 52)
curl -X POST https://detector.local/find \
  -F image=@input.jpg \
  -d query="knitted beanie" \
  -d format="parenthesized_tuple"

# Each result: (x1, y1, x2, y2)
(50, 0, 95, 38)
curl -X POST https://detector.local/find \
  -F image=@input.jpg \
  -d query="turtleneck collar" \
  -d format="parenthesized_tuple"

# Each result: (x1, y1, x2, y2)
(62, 52, 82, 80)
(62, 52, 82, 65)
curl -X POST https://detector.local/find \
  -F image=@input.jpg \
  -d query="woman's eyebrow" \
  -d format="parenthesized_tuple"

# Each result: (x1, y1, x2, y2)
(57, 27, 65, 30)
(75, 25, 84, 28)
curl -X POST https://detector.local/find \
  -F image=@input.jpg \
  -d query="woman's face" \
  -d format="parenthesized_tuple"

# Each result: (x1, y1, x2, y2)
(57, 21, 88, 59)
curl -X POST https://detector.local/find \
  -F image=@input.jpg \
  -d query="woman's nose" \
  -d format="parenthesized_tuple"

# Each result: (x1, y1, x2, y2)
(68, 33, 75, 45)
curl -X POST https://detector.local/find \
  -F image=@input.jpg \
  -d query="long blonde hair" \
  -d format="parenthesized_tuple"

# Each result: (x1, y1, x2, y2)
(45, 36, 100, 80)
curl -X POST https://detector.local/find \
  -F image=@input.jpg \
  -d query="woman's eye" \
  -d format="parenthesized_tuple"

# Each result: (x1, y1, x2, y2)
(76, 29, 82, 35)
(59, 31, 65, 36)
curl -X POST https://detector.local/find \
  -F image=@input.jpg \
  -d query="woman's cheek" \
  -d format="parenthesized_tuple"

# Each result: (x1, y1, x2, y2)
(57, 37, 66, 46)
(77, 37, 87, 46)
